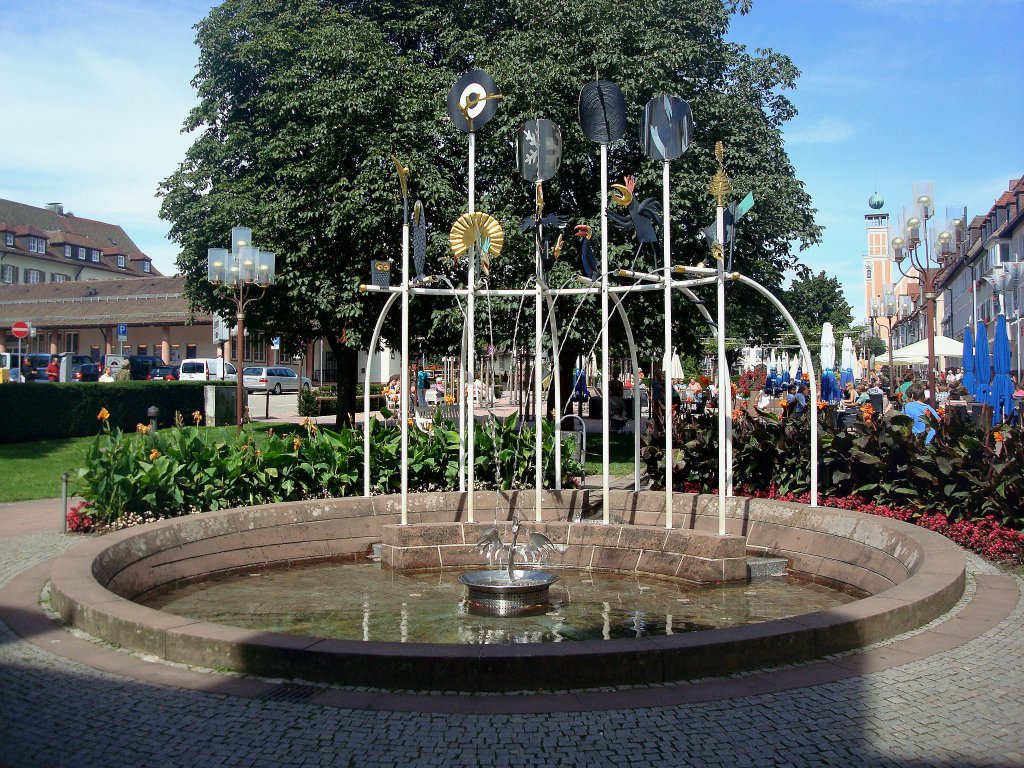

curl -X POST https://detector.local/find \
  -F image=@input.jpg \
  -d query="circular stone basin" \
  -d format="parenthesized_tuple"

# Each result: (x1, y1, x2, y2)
(47, 490, 968, 692)
(458, 569, 558, 617)
(140, 563, 859, 643)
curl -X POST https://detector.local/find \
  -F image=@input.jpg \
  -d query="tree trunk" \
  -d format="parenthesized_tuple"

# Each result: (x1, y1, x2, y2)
(329, 337, 359, 429)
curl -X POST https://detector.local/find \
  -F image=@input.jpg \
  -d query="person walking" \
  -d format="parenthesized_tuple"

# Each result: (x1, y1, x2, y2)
(45, 356, 60, 382)
(415, 365, 429, 408)
(99, 366, 115, 383)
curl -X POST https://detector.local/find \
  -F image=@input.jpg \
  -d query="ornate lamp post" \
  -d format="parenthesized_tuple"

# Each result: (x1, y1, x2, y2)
(207, 227, 276, 432)
(869, 290, 907, 395)
(890, 182, 950, 406)
(986, 255, 1024, 376)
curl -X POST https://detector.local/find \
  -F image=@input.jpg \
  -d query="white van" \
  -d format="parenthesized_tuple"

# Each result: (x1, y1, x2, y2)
(178, 358, 237, 382)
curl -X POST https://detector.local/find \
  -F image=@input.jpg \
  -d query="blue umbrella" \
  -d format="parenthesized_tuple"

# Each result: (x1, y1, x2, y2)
(821, 370, 843, 403)
(974, 320, 992, 407)
(961, 325, 976, 397)
(990, 314, 1015, 425)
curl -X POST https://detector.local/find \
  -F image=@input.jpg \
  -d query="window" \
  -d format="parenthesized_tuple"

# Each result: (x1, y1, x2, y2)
(1, 264, 15, 284)
(3, 233, 13, 246)
(51, 273, 69, 282)
(185, 344, 198, 359)
(142, 261, 151, 273)
(63, 332, 79, 354)
(28, 237, 47, 254)
(244, 331, 267, 363)
(25, 269, 43, 284)
(117, 255, 126, 268)
(865, 265, 872, 280)
(64, 245, 73, 258)
(137, 345, 148, 356)
(91, 249, 100, 262)
(90, 346, 101, 362)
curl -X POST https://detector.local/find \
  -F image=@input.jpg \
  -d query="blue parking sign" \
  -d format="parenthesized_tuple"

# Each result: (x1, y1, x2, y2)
(116, 323, 128, 341)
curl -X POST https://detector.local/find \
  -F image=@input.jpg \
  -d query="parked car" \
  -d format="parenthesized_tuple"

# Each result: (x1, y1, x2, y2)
(10, 353, 54, 382)
(242, 366, 312, 394)
(103, 354, 167, 380)
(145, 365, 180, 381)
(70, 363, 102, 382)
(178, 358, 237, 382)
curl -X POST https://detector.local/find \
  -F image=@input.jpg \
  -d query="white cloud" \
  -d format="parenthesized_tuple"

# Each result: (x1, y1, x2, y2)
(785, 117, 859, 146)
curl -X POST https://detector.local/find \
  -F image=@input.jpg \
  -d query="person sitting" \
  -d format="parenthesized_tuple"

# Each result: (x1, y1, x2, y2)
(785, 383, 807, 415)
(841, 381, 858, 408)
(903, 387, 938, 444)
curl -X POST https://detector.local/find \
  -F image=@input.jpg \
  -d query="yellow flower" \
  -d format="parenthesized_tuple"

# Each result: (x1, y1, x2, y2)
(240, 444, 249, 452)
(444, 395, 455, 405)
(408, 418, 415, 427)
(136, 423, 150, 435)
(994, 431, 1004, 443)
(149, 449, 160, 460)
(293, 437, 301, 450)
(731, 408, 743, 421)
(192, 410, 203, 426)
(97, 407, 110, 422)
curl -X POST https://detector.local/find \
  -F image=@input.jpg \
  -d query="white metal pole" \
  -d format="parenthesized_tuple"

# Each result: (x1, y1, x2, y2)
(716, 201, 728, 535)
(662, 160, 673, 528)
(467, 132, 476, 523)
(601, 143, 611, 524)
(535, 185, 544, 522)
(400, 218, 410, 525)
(364, 293, 399, 497)
(547, 291, 562, 490)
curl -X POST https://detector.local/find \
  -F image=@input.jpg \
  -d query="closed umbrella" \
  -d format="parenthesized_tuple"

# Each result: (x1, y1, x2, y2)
(961, 325, 976, 396)
(974, 320, 991, 407)
(820, 323, 842, 403)
(990, 314, 1015, 425)
(839, 336, 856, 389)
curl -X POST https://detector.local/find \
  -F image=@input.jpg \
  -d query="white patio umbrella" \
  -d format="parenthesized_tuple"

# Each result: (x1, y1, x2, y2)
(840, 337, 856, 388)
(820, 323, 842, 402)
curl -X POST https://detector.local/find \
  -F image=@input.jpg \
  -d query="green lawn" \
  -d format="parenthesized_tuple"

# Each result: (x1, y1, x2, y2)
(0, 436, 94, 503)
(0, 422, 302, 504)
(581, 432, 640, 477)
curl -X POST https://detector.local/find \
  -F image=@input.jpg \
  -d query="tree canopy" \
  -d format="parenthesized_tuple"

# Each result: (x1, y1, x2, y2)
(159, 0, 821, 422)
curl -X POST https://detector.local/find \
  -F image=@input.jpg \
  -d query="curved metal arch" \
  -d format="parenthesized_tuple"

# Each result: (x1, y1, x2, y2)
(363, 293, 401, 498)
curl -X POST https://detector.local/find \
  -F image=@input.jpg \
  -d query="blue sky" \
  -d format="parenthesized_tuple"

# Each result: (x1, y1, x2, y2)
(2, 0, 1022, 322)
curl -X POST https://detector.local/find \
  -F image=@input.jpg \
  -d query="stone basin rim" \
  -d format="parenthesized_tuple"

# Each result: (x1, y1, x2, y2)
(46, 490, 968, 692)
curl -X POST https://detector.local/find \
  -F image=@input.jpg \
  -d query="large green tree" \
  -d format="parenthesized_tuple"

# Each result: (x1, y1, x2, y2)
(159, 0, 820, 425)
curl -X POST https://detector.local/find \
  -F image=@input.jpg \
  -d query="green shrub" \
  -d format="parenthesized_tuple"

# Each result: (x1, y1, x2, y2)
(642, 405, 1024, 529)
(0, 382, 207, 444)
(77, 414, 582, 524)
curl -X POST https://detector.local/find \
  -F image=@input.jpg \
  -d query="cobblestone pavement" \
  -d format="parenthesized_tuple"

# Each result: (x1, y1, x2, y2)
(1, 519, 1022, 767)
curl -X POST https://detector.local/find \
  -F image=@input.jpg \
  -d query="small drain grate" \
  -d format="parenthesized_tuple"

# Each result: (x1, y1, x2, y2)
(260, 683, 320, 703)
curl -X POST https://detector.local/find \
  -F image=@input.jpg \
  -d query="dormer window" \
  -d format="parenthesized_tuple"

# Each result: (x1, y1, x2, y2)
(28, 236, 47, 254)
(77, 246, 86, 260)
(90, 249, 100, 262)
(117, 254, 126, 268)
(4, 233, 13, 246)
(65, 245, 73, 258)
(142, 261, 151, 273)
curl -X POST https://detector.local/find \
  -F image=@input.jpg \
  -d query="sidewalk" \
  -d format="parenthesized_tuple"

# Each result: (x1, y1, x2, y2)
(1, 496, 1022, 766)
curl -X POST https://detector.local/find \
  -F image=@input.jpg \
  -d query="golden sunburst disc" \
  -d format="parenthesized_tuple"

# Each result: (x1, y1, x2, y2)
(449, 212, 504, 262)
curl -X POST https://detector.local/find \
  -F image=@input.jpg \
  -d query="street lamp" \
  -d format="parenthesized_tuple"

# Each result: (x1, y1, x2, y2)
(207, 226, 276, 432)
(986, 253, 1024, 377)
(890, 181, 948, 407)
(870, 290, 907, 396)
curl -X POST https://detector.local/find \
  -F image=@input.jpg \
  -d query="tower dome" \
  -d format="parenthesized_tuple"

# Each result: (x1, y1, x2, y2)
(868, 193, 884, 210)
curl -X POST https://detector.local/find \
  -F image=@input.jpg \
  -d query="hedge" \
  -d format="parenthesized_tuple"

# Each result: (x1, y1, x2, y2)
(0, 382, 210, 443)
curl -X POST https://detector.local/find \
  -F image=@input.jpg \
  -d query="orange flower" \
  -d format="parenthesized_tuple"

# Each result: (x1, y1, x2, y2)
(148, 449, 160, 460)
(816, 400, 827, 411)
(240, 444, 249, 453)
(192, 410, 203, 426)
(778, 399, 788, 409)
(97, 407, 110, 422)
(731, 407, 743, 421)
(994, 431, 1004, 443)
(292, 437, 301, 450)
(136, 423, 150, 435)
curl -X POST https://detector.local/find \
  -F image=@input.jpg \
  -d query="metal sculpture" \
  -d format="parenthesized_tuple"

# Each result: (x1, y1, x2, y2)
(578, 78, 626, 144)
(608, 175, 663, 264)
(447, 69, 502, 133)
(412, 200, 427, 282)
(640, 95, 694, 162)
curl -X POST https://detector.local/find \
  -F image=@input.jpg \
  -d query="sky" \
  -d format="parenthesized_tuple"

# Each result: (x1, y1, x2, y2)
(2, 0, 1022, 323)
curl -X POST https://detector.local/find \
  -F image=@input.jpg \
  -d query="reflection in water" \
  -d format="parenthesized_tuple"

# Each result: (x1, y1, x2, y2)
(142, 563, 858, 645)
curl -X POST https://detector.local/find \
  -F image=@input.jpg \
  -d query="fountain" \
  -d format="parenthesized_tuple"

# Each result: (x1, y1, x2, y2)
(457, 513, 562, 616)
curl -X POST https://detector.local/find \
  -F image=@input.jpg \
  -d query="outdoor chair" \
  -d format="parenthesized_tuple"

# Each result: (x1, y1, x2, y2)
(868, 392, 884, 414)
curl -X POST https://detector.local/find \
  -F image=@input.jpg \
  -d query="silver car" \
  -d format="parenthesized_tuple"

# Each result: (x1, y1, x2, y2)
(242, 366, 312, 394)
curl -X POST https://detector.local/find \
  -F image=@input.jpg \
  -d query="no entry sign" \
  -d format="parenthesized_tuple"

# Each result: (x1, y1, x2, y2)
(11, 321, 30, 339)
